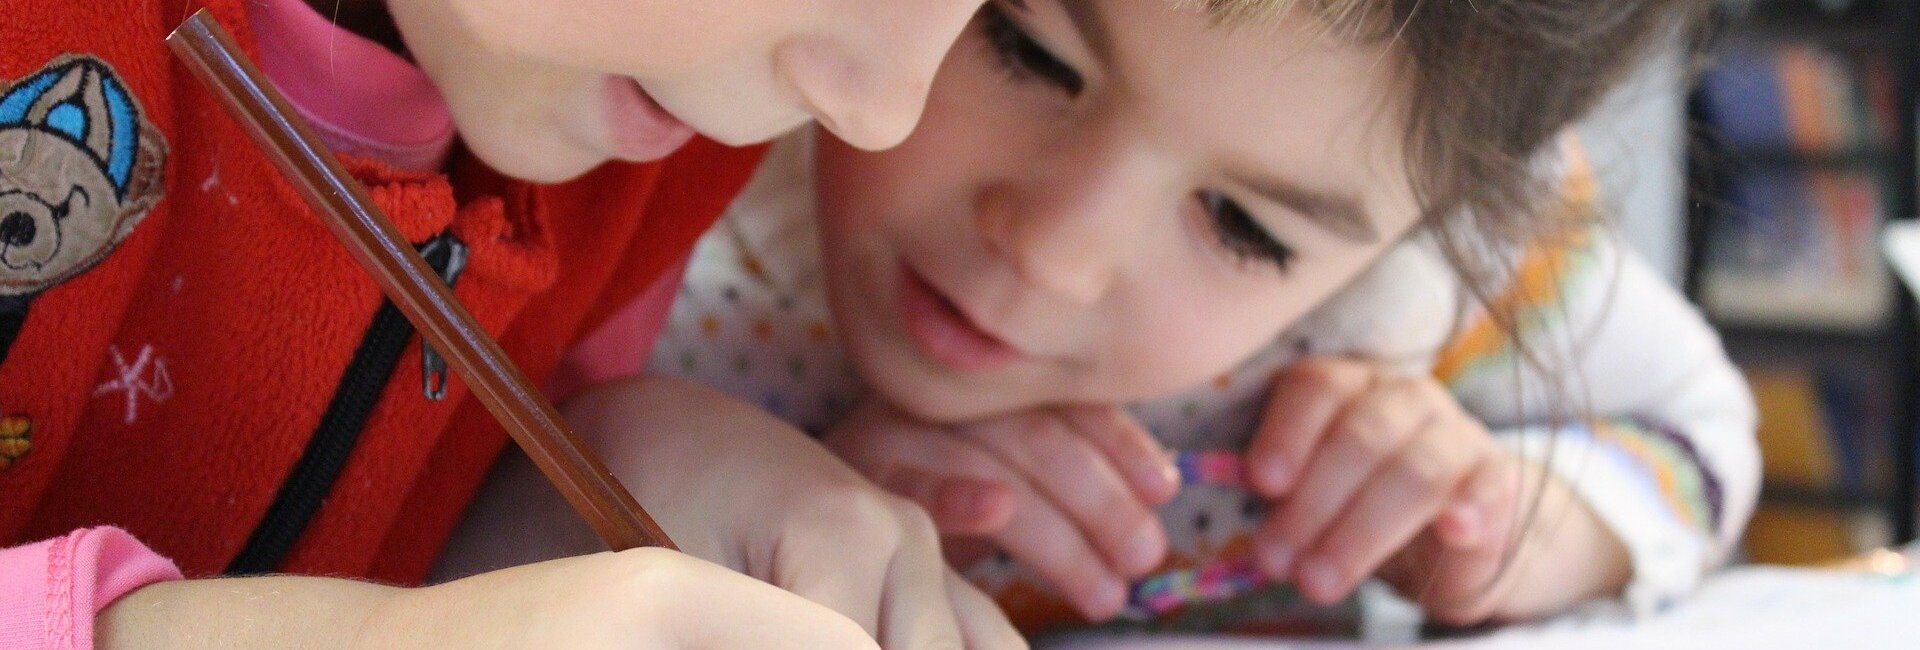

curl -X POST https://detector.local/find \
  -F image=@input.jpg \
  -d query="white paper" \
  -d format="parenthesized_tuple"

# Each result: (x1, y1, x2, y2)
(1042, 564, 1920, 650)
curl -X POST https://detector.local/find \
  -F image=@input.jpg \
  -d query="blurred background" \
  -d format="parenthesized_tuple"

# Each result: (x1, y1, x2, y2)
(1587, 0, 1917, 566)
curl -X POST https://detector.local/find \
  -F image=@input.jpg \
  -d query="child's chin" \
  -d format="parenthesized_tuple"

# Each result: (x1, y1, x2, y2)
(465, 128, 603, 184)
(873, 374, 1010, 425)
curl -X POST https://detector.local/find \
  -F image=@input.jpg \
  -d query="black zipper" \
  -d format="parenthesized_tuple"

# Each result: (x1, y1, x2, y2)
(0, 294, 31, 366)
(226, 231, 468, 575)
(418, 236, 469, 400)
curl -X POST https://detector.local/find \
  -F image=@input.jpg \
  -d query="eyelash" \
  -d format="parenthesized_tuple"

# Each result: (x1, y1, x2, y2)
(979, 4, 1288, 272)
(1202, 191, 1295, 271)
(981, 3, 1085, 95)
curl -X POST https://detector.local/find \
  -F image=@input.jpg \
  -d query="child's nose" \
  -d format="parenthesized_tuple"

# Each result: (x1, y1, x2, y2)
(779, 1, 980, 151)
(974, 181, 1138, 306)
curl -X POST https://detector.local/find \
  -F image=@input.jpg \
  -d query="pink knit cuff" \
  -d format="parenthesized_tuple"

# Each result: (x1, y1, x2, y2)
(0, 527, 184, 650)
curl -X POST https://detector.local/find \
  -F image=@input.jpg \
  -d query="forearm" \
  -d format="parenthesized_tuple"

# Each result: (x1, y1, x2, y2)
(440, 374, 872, 579)
(109, 549, 893, 650)
(98, 576, 397, 649)
(560, 375, 912, 573)
(564, 375, 819, 495)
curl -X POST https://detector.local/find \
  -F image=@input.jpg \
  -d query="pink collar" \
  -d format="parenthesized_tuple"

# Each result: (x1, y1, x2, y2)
(248, 0, 455, 171)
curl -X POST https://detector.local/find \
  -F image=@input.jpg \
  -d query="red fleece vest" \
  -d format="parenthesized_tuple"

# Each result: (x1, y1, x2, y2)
(0, 0, 763, 583)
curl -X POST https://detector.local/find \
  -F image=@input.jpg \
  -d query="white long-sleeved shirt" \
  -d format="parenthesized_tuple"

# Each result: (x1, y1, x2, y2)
(646, 133, 1760, 631)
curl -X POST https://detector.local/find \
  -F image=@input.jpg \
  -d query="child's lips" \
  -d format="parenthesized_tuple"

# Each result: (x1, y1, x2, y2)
(898, 266, 1024, 373)
(601, 76, 695, 162)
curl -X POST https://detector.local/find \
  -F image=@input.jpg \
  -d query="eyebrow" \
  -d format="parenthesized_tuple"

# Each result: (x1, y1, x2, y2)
(1235, 173, 1379, 244)
(1029, 1, 1378, 245)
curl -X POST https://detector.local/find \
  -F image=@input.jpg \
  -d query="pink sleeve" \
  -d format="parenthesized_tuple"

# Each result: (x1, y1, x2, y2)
(0, 527, 183, 650)
(546, 257, 691, 402)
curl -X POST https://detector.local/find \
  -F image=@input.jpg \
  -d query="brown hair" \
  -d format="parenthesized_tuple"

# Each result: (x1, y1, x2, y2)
(1203, 0, 1702, 282)
(1209, 0, 1707, 611)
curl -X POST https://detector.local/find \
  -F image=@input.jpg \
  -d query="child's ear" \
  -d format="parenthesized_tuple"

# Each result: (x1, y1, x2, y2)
(116, 119, 169, 234)
(10, 56, 167, 210)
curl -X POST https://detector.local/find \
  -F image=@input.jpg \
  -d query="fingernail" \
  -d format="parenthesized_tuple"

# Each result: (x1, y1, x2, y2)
(1134, 460, 1180, 504)
(1446, 503, 1483, 545)
(1123, 525, 1166, 575)
(1297, 557, 1342, 603)
(1258, 541, 1295, 577)
(943, 483, 986, 518)
(1089, 576, 1129, 618)
(1153, 460, 1181, 496)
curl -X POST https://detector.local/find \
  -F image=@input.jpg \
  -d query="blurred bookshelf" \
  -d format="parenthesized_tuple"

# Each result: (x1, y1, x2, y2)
(1684, 0, 1920, 563)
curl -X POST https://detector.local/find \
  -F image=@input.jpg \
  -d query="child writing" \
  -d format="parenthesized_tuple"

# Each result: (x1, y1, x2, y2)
(0, 0, 1031, 648)
(454, 0, 1758, 637)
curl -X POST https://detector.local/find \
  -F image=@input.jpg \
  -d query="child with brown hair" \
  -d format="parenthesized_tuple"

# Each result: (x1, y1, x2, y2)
(453, 0, 1756, 639)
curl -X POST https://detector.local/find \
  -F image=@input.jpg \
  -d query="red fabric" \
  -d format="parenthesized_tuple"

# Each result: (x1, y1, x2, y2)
(0, 0, 764, 584)
(546, 257, 690, 403)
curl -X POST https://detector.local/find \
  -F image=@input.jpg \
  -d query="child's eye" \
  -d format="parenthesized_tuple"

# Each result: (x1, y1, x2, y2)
(1202, 191, 1294, 271)
(981, 2, 1084, 96)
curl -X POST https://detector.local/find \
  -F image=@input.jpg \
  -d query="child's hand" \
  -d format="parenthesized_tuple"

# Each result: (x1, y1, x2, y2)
(825, 401, 1182, 620)
(101, 550, 881, 649)
(1378, 459, 1632, 625)
(1244, 357, 1521, 612)
(444, 376, 1026, 649)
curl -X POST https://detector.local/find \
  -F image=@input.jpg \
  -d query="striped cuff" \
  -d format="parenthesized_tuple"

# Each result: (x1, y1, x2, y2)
(1497, 419, 1722, 616)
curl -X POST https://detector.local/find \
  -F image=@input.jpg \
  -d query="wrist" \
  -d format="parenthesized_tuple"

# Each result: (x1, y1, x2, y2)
(98, 576, 400, 649)
(1492, 469, 1631, 620)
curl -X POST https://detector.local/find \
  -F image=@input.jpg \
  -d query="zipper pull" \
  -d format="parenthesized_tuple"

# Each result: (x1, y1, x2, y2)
(418, 233, 470, 400)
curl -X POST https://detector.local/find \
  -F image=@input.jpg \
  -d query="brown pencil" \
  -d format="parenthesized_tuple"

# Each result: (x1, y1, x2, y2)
(167, 9, 676, 552)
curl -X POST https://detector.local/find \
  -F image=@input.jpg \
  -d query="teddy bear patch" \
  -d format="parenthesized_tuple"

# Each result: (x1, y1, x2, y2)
(0, 55, 166, 364)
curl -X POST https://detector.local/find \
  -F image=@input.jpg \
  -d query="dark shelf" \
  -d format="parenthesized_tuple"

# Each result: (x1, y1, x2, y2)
(1762, 482, 1893, 510)
(1706, 0, 1900, 51)
(1717, 18, 1899, 50)
(1707, 146, 1896, 169)
(1716, 322, 1892, 362)
(1717, 322, 1889, 344)
(1687, 0, 1920, 542)
(1737, 0, 1901, 25)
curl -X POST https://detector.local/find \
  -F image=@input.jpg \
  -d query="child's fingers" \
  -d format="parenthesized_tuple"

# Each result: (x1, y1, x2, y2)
(867, 461, 1016, 537)
(1060, 406, 1181, 504)
(1291, 418, 1484, 604)
(876, 509, 974, 650)
(1254, 375, 1431, 579)
(1373, 528, 1438, 591)
(1245, 358, 1375, 497)
(881, 467, 1017, 536)
(963, 414, 1168, 577)
(993, 492, 1134, 621)
(1419, 459, 1525, 625)
(1436, 450, 1521, 549)
(945, 568, 1032, 649)
(1379, 532, 1512, 626)
(776, 512, 900, 637)
(827, 407, 1023, 536)
(944, 537, 1001, 569)
(1418, 532, 1514, 625)
(632, 550, 887, 650)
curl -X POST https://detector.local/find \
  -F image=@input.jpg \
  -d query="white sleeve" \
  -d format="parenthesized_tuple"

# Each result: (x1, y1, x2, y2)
(1441, 232, 1760, 615)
